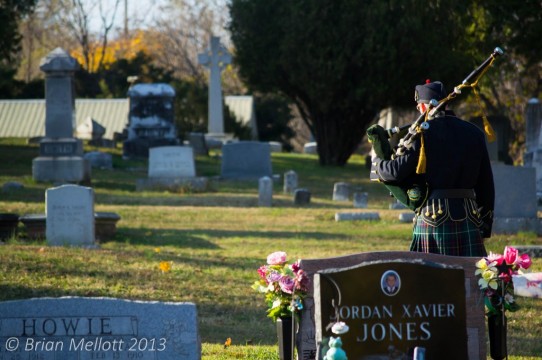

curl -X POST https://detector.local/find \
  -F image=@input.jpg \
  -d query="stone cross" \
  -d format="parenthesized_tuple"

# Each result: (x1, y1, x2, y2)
(198, 36, 232, 135)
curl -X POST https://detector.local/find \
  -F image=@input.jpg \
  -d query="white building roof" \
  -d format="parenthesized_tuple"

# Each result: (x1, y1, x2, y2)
(0, 99, 129, 140)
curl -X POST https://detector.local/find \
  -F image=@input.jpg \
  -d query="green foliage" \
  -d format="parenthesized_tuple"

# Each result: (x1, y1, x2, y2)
(0, 0, 37, 98)
(254, 94, 295, 151)
(229, 0, 475, 165)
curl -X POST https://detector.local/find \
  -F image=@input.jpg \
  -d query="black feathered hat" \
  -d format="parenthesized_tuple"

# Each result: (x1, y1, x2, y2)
(414, 80, 446, 103)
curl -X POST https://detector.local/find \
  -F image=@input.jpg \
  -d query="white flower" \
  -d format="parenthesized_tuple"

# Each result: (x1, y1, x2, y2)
(331, 322, 349, 335)
(272, 299, 282, 309)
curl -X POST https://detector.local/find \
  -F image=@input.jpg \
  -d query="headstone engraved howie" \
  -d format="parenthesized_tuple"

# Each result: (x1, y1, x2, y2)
(0, 297, 200, 360)
(297, 252, 485, 360)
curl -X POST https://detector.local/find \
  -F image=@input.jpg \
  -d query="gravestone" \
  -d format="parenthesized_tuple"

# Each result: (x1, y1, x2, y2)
(297, 252, 486, 360)
(353, 192, 368, 208)
(84, 151, 113, 169)
(314, 262, 468, 359)
(2, 181, 24, 192)
(220, 141, 272, 180)
(32, 48, 90, 183)
(304, 142, 318, 155)
(492, 163, 540, 235)
(76, 116, 106, 140)
(188, 132, 208, 156)
(334, 212, 380, 221)
(136, 146, 208, 192)
(198, 36, 232, 142)
(46, 184, 95, 246)
(333, 182, 350, 201)
(0, 297, 200, 360)
(149, 146, 195, 178)
(122, 83, 179, 159)
(258, 176, 273, 207)
(284, 170, 298, 194)
(399, 212, 416, 223)
(294, 189, 311, 205)
(269, 141, 283, 153)
(523, 98, 542, 202)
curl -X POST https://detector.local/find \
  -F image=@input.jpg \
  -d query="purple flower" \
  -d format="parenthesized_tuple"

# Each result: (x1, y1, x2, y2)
(267, 271, 282, 283)
(279, 275, 295, 294)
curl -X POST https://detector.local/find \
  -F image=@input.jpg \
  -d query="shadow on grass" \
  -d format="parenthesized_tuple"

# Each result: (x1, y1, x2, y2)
(110, 228, 349, 247)
(0, 285, 276, 345)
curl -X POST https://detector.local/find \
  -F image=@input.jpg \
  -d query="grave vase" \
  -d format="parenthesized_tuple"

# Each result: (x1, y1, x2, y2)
(276, 316, 295, 360)
(488, 313, 507, 360)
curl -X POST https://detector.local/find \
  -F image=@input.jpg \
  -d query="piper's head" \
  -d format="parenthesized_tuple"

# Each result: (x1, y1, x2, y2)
(415, 79, 446, 113)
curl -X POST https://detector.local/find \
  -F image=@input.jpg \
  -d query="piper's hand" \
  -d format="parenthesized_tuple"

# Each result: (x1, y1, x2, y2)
(366, 124, 387, 142)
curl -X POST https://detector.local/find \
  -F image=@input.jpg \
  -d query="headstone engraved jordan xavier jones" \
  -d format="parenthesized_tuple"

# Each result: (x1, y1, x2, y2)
(314, 261, 467, 360)
(297, 252, 485, 360)
(0, 297, 200, 360)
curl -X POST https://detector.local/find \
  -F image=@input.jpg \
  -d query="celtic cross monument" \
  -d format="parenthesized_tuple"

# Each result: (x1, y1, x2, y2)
(198, 36, 232, 137)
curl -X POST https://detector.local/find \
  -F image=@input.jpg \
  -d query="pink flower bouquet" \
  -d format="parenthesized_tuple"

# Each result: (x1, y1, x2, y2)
(475, 246, 532, 315)
(252, 251, 310, 322)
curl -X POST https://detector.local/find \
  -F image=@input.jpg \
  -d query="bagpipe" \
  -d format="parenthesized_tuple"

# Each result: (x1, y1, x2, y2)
(366, 47, 504, 211)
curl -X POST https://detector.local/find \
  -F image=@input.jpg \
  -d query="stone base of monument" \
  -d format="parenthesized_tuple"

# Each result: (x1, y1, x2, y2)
(123, 138, 180, 159)
(492, 217, 542, 236)
(204, 133, 235, 149)
(19, 212, 121, 242)
(32, 156, 91, 183)
(136, 177, 209, 192)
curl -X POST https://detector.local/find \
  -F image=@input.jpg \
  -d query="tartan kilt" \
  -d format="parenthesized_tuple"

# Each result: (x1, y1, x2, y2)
(410, 214, 487, 257)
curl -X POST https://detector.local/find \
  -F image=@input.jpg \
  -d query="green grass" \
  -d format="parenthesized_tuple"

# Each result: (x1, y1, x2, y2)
(1, 138, 541, 359)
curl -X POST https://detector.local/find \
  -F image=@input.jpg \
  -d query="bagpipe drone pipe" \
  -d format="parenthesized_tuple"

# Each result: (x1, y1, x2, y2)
(366, 47, 504, 211)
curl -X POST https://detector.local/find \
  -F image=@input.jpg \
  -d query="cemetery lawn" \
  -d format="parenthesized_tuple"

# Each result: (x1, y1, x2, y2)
(1, 138, 541, 360)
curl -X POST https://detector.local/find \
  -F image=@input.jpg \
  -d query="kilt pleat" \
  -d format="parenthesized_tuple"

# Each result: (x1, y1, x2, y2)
(410, 215, 487, 257)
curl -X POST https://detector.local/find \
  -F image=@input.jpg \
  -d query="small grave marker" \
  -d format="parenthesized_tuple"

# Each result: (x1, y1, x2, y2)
(258, 176, 273, 207)
(333, 182, 350, 201)
(46, 184, 95, 246)
(283, 170, 298, 194)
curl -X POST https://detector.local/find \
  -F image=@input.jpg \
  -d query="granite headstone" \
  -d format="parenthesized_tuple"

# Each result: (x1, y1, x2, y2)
(0, 297, 200, 360)
(220, 141, 272, 180)
(46, 184, 95, 246)
(297, 252, 486, 360)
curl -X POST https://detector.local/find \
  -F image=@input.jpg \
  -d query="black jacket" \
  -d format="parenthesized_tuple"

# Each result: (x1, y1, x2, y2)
(376, 111, 494, 231)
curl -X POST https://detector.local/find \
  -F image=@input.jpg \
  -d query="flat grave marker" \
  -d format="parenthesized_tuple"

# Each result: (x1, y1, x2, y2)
(0, 297, 200, 360)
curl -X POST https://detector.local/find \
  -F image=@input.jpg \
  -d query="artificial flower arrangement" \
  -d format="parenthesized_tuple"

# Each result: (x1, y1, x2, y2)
(252, 251, 310, 322)
(475, 246, 532, 315)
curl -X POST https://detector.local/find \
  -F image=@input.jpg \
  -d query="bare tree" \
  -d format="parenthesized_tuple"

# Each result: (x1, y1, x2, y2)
(150, 0, 245, 93)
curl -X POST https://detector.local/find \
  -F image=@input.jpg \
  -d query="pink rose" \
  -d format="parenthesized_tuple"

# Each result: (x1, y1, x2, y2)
(504, 246, 518, 265)
(487, 252, 504, 266)
(518, 253, 532, 270)
(257, 266, 268, 280)
(267, 251, 287, 265)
